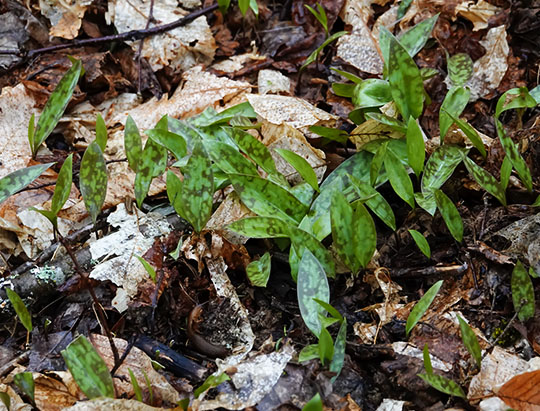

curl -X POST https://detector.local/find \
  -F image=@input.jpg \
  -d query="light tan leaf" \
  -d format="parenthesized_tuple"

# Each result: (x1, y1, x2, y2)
(456, 0, 502, 31)
(40, 0, 90, 39)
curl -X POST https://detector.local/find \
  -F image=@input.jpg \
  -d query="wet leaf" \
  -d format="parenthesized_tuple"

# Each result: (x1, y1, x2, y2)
(95, 114, 107, 152)
(418, 373, 466, 398)
(80, 142, 107, 223)
(31, 59, 82, 156)
(6, 288, 32, 332)
(124, 115, 143, 172)
(439, 86, 470, 141)
(146, 129, 187, 161)
(511, 260, 535, 322)
(318, 327, 334, 365)
(61, 335, 115, 399)
(447, 53, 474, 87)
(246, 252, 271, 287)
(463, 156, 506, 205)
(13, 372, 34, 403)
(350, 176, 396, 230)
(303, 393, 323, 411)
(194, 373, 230, 399)
(297, 249, 330, 337)
(205, 140, 258, 176)
(495, 87, 538, 118)
(0, 163, 54, 205)
(457, 315, 482, 367)
(330, 319, 347, 382)
(442, 110, 486, 157)
(384, 149, 415, 208)
(406, 280, 443, 335)
(275, 148, 319, 192)
(406, 117, 425, 176)
(352, 79, 392, 108)
(398, 14, 439, 57)
(496, 119, 532, 192)
(408, 229, 431, 258)
(434, 189, 463, 242)
(135, 256, 157, 283)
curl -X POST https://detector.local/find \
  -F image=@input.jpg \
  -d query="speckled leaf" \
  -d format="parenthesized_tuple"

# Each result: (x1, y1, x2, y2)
(51, 154, 73, 216)
(95, 114, 107, 152)
(408, 229, 431, 258)
(179, 140, 214, 233)
(205, 140, 258, 176)
(420, 67, 439, 80)
(290, 226, 336, 279)
(439, 86, 470, 141)
(330, 319, 347, 382)
(418, 373, 466, 398)
(366, 113, 407, 134)
(384, 149, 415, 208)
(434, 189, 463, 242)
(0, 163, 53, 205)
(13, 372, 34, 402)
(135, 255, 156, 283)
(275, 148, 319, 192)
(447, 53, 473, 87)
(496, 119, 532, 192)
(229, 174, 308, 225)
(192, 102, 256, 127)
(406, 117, 425, 176)
(331, 192, 360, 273)
(297, 249, 330, 337)
(299, 344, 320, 362)
(398, 14, 439, 57)
(370, 141, 388, 186)
(406, 280, 443, 336)
(387, 32, 424, 119)
(61, 335, 115, 399)
(228, 216, 290, 238)
(31, 59, 82, 156)
(354, 202, 377, 267)
(124, 116, 142, 172)
(352, 79, 392, 108)
(442, 110, 486, 157)
(146, 129, 187, 161)
(350, 175, 396, 230)
(6, 288, 32, 332)
(500, 155, 512, 190)
(457, 315, 482, 367)
(80, 142, 107, 223)
(463, 156, 507, 206)
(134, 138, 167, 208)
(246, 252, 271, 287)
(229, 128, 279, 176)
(511, 260, 535, 322)
(495, 87, 538, 119)
(166, 171, 184, 219)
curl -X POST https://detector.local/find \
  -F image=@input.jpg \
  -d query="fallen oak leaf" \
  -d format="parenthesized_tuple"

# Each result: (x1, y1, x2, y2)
(496, 369, 540, 411)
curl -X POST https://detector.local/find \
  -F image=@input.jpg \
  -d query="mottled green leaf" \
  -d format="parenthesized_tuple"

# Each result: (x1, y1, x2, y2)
(135, 255, 156, 283)
(350, 176, 396, 230)
(406, 117, 425, 176)
(495, 87, 538, 119)
(192, 102, 256, 127)
(457, 314, 482, 367)
(80, 142, 107, 223)
(299, 344, 320, 362)
(354, 202, 377, 268)
(6, 288, 32, 332)
(387, 31, 424, 119)
(128, 368, 142, 402)
(134, 138, 167, 208)
(61, 335, 115, 399)
(246, 252, 271, 287)
(194, 373, 230, 399)
(370, 140, 388, 186)
(406, 280, 443, 336)
(384, 149, 415, 208)
(397, 0, 413, 19)
(331, 192, 361, 273)
(434, 189, 463, 242)
(366, 113, 408, 134)
(300, 31, 347, 71)
(303, 393, 323, 411)
(14, 372, 34, 403)
(228, 216, 290, 238)
(289, 226, 336, 279)
(229, 174, 308, 225)
(530, 85, 540, 103)
(124, 116, 143, 172)
(95, 114, 107, 152)
(318, 327, 334, 365)
(329, 319, 347, 382)
(463, 156, 506, 205)
(442, 110, 486, 157)
(500, 155, 512, 190)
(179, 140, 214, 233)
(418, 373, 466, 398)
(146, 129, 187, 161)
(447, 53, 473, 87)
(51, 154, 73, 216)
(352, 79, 392, 109)
(420, 67, 439, 80)
(205, 140, 258, 176)
(511, 260, 535, 322)
(439, 86, 470, 141)
(408, 229, 431, 258)
(31, 60, 82, 156)
(398, 14, 439, 57)
(166, 171, 184, 219)
(297, 249, 330, 337)
(309, 125, 349, 144)
(496, 119, 532, 192)
(229, 128, 279, 176)
(0, 163, 54, 205)
(275, 148, 319, 192)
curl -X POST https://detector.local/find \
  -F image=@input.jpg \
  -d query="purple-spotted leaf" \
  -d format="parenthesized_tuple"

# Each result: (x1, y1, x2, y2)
(6, 288, 32, 332)
(418, 373, 466, 398)
(434, 189, 463, 242)
(229, 128, 279, 176)
(61, 335, 115, 399)
(406, 280, 443, 335)
(457, 314, 482, 367)
(299, 344, 319, 362)
(353, 202, 377, 268)
(447, 53, 473, 87)
(246, 252, 271, 287)
(439, 86, 470, 141)
(442, 110, 486, 157)
(134, 138, 167, 207)
(495, 87, 538, 119)
(289, 226, 336, 279)
(421, 67, 439, 80)
(205, 140, 258, 176)
(95, 114, 107, 152)
(228, 216, 290, 238)
(179, 140, 214, 233)
(398, 14, 439, 57)
(275, 148, 319, 192)
(13, 372, 35, 403)
(350, 175, 396, 230)
(146, 129, 187, 161)
(297, 249, 330, 337)
(124, 115, 143, 172)
(463, 156, 507, 205)
(500, 155, 512, 190)
(80, 142, 107, 223)
(496, 119, 532, 192)
(51, 154, 73, 216)
(511, 260, 535, 322)
(384, 149, 415, 208)
(330, 319, 347, 382)
(370, 141, 388, 186)
(0, 163, 54, 205)
(331, 192, 361, 273)
(406, 117, 425, 176)
(352, 79, 392, 108)
(31, 59, 82, 157)
(408, 229, 431, 258)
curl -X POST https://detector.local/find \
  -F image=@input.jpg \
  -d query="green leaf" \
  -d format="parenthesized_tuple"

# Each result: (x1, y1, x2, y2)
(0, 163, 54, 205)
(228, 216, 290, 238)
(530, 85, 540, 103)
(370, 140, 388, 186)
(354, 202, 377, 268)
(217, 0, 231, 14)
(313, 299, 343, 322)
(61, 335, 115, 399)
(463, 156, 506, 205)
(299, 344, 320, 362)
(420, 67, 439, 80)
(28, 113, 35, 150)
(5, 288, 32, 332)
(128, 368, 143, 402)
(457, 315, 482, 367)
(434, 189, 463, 242)
(80, 142, 107, 223)
(135, 138, 167, 208)
(352, 79, 392, 108)
(305, 3, 328, 34)
(301, 31, 348, 71)
(51, 154, 73, 216)
(408, 229, 431, 258)
(297, 250, 330, 337)
(439, 86, 470, 141)
(331, 192, 361, 273)
(179, 140, 214, 233)
(387, 31, 424, 119)
(406, 280, 443, 336)
(398, 14, 439, 57)
(331, 68, 363, 84)
(329, 319, 347, 382)
(496, 119, 532, 192)
(289, 226, 336, 279)
(442, 110, 486, 157)
(495, 87, 538, 118)
(406, 117, 425, 176)
(194, 373, 230, 399)
(332, 83, 356, 98)
(447, 53, 473, 87)
(135, 255, 157, 283)
(246, 252, 271, 287)
(124, 116, 143, 172)
(309, 125, 349, 144)
(192, 102, 256, 127)
(318, 327, 334, 365)
(0, 391, 10, 410)
(13, 372, 34, 403)
(511, 260, 535, 322)
(205, 140, 258, 176)
(384, 149, 415, 208)
(95, 114, 107, 152)
(500, 155, 512, 190)
(229, 128, 279, 177)
(417, 373, 466, 398)
(423, 343, 433, 374)
(275, 148, 319, 192)
(302, 393, 323, 411)
(166, 171, 184, 219)
(31, 59, 82, 156)
(365, 113, 408, 134)
(229, 174, 308, 225)
(350, 176, 396, 230)
(146, 129, 187, 161)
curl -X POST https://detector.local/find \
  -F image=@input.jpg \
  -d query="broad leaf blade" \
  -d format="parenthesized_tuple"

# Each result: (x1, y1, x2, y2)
(51, 154, 73, 216)
(384, 149, 415, 208)
(406, 117, 425, 176)
(350, 176, 396, 230)
(447, 53, 473, 87)
(495, 87, 537, 119)
(135, 256, 157, 283)
(354, 202, 377, 268)
(289, 227, 336, 279)
(406, 280, 443, 336)
(511, 260, 535, 322)
(418, 373, 466, 398)
(329, 319, 347, 383)
(146, 129, 187, 161)
(0, 163, 54, 205)
(463, 156, 507, 205)
(408, 229, 431, 258)
(442, 110, 486, 157)
(246, 252, 271, 287)
(124, 115, 143, 172)
(331, 192, 361, 273)
(95, 114, 107, 152)
(439, 86, 470, 141)
(205, 140, 258, 176)
(434, 189, 463, 242)
(457, 314, 482, 367)
(6, 288, 33, 332)
(228, 216, 290, 238)
(352, 79, 392, 108)
(135, 138, 168, 208)
(275, 148, 319, 192)
(80, 142, 108, 223)
(398, 14, 439, 57)
(13, 372, 35, 403)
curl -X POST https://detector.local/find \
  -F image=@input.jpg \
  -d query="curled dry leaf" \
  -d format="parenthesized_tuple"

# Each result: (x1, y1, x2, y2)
(455, 0, 502, 31)
(40, 0, 91, 39)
